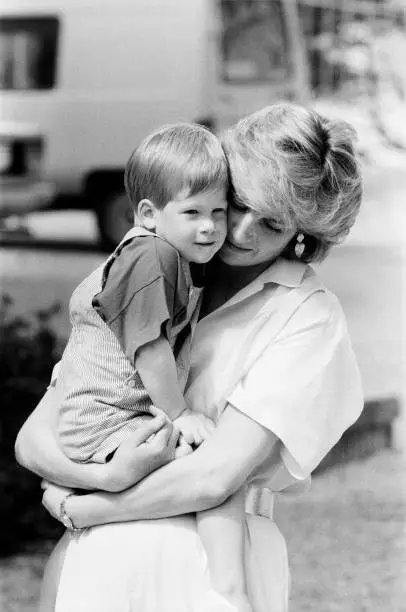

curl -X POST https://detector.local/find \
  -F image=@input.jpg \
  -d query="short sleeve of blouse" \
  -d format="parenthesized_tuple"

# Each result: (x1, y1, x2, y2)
(227, 291, 363, 479)
(93, 236, 184, 364)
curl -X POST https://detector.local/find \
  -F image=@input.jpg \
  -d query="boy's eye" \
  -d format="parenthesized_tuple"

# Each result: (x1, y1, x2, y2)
(213, 208, 227, 215)
(184, 209, 199, 215)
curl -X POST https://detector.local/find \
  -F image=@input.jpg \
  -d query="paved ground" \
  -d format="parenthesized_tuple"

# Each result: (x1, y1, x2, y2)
(276, 449, 406, 612)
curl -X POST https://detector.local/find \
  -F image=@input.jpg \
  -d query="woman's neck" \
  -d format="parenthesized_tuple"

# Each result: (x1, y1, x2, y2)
(201, 258, 272, 317)
(215, 258, 271, 290)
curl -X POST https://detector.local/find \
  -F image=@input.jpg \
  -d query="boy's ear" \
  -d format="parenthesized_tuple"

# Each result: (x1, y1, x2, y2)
(138, 199, 158, 230)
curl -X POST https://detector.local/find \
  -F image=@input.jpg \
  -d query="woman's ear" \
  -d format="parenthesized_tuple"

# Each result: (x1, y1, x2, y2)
(138, 199, 158, 230)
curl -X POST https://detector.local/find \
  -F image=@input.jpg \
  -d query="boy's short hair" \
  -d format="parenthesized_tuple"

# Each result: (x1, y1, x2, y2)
(124, 123, 228, 210)
(222, 104, 362, 262)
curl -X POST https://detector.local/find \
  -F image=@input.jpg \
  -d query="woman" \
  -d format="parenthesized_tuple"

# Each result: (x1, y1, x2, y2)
(16, 103, 363, 612)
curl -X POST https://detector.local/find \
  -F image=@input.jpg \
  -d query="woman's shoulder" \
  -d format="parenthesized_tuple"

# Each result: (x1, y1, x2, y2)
(293, 264, 346, 329)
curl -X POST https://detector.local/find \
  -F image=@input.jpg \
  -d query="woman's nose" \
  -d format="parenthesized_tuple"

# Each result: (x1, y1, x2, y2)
(231, 212, 256, 242)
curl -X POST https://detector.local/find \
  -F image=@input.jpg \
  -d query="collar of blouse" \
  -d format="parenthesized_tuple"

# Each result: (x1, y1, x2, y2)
(201, 257, 307, 317)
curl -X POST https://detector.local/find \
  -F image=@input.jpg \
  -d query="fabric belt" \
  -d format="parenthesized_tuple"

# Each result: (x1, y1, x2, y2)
(245, 486, 274, 520)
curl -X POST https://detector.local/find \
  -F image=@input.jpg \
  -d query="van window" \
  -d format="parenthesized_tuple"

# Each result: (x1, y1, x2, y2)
(219, 0, 288, 84)
(0, 16, 59, 90)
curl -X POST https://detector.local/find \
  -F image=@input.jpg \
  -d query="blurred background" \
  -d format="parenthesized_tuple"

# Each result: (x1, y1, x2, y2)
(0, 0, 405, 610)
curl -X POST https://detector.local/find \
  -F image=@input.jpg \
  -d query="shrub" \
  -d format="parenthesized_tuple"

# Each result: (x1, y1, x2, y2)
(0, 295, 64, 556)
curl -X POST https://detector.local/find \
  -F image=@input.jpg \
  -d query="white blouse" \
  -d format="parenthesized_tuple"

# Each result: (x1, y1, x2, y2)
(184, 257, 364, 515)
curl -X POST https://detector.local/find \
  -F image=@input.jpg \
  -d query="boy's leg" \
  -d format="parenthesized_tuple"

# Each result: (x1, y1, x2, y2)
(196, 489, 252, 612)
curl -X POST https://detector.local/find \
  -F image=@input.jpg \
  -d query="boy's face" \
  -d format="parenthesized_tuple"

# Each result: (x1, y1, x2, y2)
(153, 188, 228, 263)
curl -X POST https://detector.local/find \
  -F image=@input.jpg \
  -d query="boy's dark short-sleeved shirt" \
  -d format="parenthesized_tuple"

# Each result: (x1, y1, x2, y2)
(92, 233, 193, 365)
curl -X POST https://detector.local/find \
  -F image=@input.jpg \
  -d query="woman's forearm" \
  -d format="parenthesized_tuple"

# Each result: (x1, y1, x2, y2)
(69, 446, 224, 527)
(68, 406, 276, 528)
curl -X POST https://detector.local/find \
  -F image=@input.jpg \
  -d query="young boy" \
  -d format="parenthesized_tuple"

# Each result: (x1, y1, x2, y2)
(55, 123, 251, 611)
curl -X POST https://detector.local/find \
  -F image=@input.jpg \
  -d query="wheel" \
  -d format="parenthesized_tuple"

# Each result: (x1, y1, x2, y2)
(96, 190, 133, 251)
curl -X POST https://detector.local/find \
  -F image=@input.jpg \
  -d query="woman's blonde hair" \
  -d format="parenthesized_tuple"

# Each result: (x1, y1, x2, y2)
(222, 103, 362, 262)
(124, 123, 228, 211)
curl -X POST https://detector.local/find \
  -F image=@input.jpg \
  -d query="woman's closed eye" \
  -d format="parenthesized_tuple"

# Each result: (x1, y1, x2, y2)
(262, 219, 284, 233)
(229, 198, 249, 212)
(230, 198, 283, 232)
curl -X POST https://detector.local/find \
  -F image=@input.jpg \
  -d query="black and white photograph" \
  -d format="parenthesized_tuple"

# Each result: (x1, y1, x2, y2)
(1, 1, 405, 611)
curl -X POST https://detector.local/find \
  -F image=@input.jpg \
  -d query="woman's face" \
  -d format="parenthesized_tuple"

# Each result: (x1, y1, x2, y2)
(218, 200, 296, 269)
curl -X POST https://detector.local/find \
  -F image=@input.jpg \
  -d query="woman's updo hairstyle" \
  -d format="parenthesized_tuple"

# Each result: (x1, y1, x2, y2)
(221, 103, 363, 262)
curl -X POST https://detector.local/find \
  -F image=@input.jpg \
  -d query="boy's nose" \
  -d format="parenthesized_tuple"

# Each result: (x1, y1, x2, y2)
(200, 218, 215, 233)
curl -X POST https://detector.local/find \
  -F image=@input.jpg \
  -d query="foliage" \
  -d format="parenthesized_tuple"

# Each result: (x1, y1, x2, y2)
(0, 295, 64, 556)
(309, 5, 406, 149)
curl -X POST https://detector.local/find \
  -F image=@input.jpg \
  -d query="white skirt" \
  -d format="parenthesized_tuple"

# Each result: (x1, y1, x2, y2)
(55, 514, 289, 612)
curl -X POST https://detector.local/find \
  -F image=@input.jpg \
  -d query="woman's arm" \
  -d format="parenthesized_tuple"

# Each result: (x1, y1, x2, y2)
(15, 386, 104, 489)
(15, 386, 178, 492)
(47, 405, 278, 528)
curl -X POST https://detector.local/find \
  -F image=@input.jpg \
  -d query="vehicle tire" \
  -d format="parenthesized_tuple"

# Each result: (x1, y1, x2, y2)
(96, 189, 133, 251)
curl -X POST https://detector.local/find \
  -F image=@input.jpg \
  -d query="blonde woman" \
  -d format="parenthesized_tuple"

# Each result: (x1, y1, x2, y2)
(16, 103, 363, 612)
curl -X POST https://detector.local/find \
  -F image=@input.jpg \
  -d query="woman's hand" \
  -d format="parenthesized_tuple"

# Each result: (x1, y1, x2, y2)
(102, 413, 180, 492)
(41, 481, 74, 524)
(48, 405, 278, 529)
(41, 416, 181, 528)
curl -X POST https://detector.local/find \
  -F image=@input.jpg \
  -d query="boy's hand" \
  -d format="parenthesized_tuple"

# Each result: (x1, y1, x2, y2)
(103, 414, 179, 492)
(174, 409, 215, 447)
(174, 437, 194, 459)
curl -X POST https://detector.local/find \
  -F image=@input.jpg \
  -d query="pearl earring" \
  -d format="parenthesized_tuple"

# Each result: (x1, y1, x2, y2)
(295, 233, 305, 258)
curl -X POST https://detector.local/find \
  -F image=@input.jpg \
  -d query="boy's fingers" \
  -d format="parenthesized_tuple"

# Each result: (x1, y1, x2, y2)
(192, 430, 203, 446)
(175, 441, 193, 458)
(179, 429, 194, 445)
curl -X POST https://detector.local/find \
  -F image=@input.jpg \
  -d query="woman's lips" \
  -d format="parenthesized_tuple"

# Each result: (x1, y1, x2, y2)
(224, 239, 251, 252)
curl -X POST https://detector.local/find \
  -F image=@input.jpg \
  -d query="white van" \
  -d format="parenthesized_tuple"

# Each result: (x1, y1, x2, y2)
(0, 0, 293, 247)
(0, 0, 225, 246)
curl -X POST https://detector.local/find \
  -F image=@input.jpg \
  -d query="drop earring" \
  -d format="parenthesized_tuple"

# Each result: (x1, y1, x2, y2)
(294, 233, 305, 258)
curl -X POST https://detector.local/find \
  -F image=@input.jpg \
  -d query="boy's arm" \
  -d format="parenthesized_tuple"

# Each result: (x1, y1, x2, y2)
(135, 334, 187, 421)
(197, 489, 251, 609)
